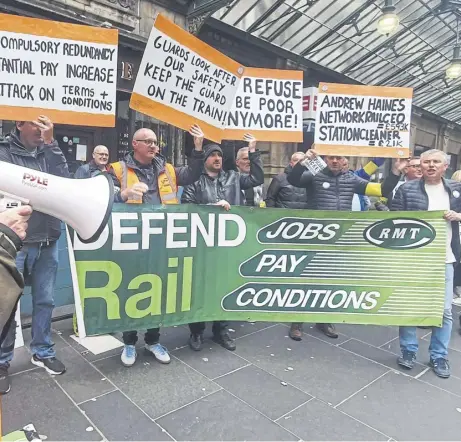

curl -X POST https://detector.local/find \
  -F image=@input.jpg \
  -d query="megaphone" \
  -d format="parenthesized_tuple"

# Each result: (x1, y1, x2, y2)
(0, 161, 114, 243)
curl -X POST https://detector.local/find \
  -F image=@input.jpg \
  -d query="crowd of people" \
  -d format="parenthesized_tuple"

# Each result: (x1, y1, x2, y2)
(0, 115, 460, 396)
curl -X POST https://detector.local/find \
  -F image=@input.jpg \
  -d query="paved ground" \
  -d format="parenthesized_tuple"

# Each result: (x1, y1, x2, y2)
(4, 308, 461, 441)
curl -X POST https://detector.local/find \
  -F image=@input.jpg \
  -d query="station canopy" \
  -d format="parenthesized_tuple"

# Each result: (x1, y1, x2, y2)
(212, 0, 461, 125)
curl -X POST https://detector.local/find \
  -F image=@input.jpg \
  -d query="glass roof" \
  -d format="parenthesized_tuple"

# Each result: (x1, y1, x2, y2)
(213, 0, 461, 124)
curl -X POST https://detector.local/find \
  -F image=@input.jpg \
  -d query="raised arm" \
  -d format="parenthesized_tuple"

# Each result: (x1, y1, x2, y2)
(355, 158, 385, 180)
(175, 124, 205, 187)
(33, 116, 70, 178)
(286, 149, 321, 189)
(239, 134, 265, 190)
(353, 159, 406, 197)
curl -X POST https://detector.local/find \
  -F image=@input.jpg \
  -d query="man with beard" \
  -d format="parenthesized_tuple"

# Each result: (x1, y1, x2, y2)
(181, 134, 264, 351)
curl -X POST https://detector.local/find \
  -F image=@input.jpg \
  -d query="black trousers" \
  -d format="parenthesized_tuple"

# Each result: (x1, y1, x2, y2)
(189, 321, 228, 336)
(122, 328, 160, 346)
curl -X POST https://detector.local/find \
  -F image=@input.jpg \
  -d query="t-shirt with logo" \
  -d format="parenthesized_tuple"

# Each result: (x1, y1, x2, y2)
(425, 182, 455, 264)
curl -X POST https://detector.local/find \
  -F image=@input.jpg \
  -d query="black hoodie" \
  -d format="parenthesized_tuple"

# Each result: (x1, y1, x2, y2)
(0, 130, 69, 243)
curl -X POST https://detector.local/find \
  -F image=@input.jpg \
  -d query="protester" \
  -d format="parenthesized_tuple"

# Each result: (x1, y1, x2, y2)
(108, 124, 205, 367)
(182, 134, 264, 351)
(392, 149, 460, 378)
(0, 116, 70, 394)
(0, 206, 32, 351)
(375, 156, 422, 211)
(236, 146, 264, 207)
(74, 145, 109, 178)
(265, 152, 308, 209)
(287, 150, 405, 340)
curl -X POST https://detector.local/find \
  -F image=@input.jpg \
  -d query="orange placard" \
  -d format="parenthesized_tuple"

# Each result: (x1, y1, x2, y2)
(130, 14, 244, 143)
(314, 82, 413, 158)
(223, 68, 304, 143)
(0, 13, 118, 127)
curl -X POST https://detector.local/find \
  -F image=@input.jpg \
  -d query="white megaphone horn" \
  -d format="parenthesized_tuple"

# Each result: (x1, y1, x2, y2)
(0, 161, 114, 243)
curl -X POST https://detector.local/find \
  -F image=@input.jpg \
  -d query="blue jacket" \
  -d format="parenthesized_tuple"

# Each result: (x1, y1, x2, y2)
(391, 178, 461, 262)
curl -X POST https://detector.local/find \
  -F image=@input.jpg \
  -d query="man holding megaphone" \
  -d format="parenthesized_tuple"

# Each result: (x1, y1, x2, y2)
(0, 116, 70, 394)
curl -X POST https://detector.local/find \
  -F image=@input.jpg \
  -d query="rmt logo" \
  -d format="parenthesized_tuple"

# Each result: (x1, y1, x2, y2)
(22, 173, 49, 188)
(364, 218, 435, 250)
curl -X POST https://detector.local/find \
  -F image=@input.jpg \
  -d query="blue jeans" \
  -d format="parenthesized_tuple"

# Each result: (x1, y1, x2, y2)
(0, 241, 58, 366)
(399, 263, 454, 360)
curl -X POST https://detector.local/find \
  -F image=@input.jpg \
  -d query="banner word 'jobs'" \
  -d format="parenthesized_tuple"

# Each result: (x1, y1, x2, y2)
(130, 14, 244, 143)
(224, 68, 303, 142)
(314, 83, 413, 158)
(0, 13, 118, 127)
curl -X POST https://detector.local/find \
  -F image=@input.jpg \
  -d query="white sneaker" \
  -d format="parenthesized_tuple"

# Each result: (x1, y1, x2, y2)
(453, 297, 461, 306)
(145, 343, 171, 364)
(121, 345, 137, 367)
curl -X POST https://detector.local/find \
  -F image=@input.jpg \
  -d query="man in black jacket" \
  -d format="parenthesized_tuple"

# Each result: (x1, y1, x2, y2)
(392, 149, 461, 379)
(265, 152, 308, 209)
(74, 145, 109, 179)
(182, 134, 264, 351)
(236, 147, 264, 207)
(287, 150, 405, 339)
(0, 116, 69, 394)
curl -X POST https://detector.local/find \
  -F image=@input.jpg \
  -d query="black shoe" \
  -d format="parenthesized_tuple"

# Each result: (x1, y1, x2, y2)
(0, 366, 10, 395)
(213, 333, 236, 351)
(31, 355, 66, 375)
(397, 350, 416, 369)
(316, 323, 338, 339)
(289, 323, 303, 341)
(189, 334, 203, 351)
(417, 326, 431, 329)
(430, 357, 450, 378)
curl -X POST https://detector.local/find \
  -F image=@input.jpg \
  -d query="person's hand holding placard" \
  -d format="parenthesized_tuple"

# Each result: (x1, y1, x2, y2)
(301, 147, 327, 176)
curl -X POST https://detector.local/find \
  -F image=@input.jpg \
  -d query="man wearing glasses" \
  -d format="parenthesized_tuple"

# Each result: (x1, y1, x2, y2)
(375, 156, 422, 211)
(74, 145, 109, 179)
(108, 124, 205, 368)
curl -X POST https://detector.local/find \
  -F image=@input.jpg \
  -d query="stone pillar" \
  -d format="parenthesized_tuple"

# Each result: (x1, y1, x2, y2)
(436, 124, 450, 153)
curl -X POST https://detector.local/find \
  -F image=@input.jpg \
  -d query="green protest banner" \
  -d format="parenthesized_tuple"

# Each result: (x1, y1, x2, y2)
(69, 204, 447, 336)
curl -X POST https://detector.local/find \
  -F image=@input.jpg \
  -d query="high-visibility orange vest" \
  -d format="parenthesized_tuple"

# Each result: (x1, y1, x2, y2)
(111, 161, 179, 204)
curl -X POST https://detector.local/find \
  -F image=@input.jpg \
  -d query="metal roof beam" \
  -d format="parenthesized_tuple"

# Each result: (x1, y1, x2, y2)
(376, 35, 456, 85)
(266, 9, 302, 42)
(342, 9, 435, 75)
(299, 0, 376, 56)
(246, 0, 286, 33)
